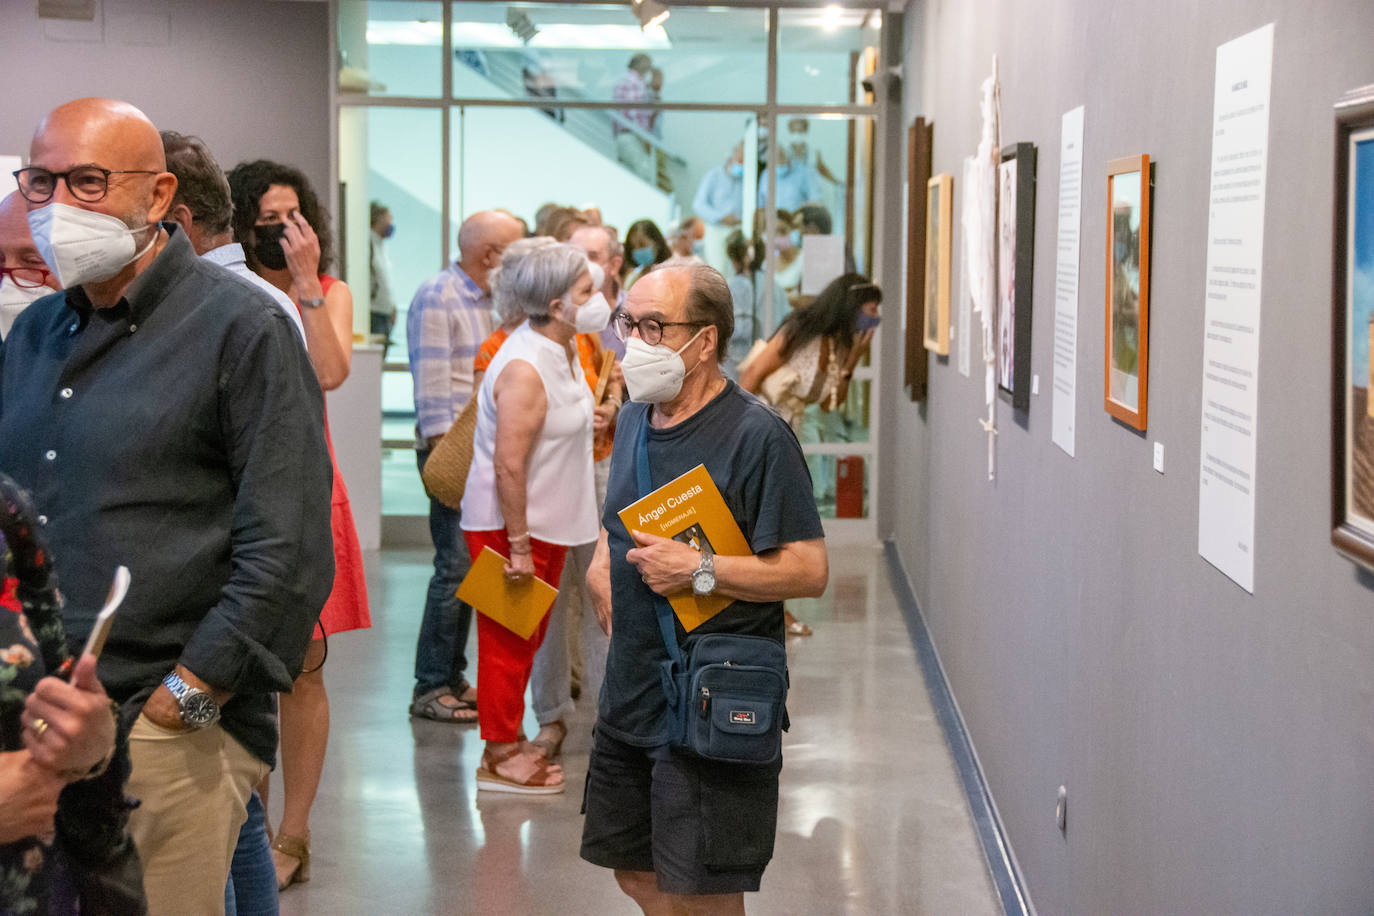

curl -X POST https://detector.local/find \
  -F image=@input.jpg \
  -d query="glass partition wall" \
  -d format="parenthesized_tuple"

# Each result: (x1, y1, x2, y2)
(335, 0, 886, 541)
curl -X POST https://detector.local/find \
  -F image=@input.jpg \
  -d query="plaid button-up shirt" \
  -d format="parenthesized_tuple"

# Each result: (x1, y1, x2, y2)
(407, 263, 492, 444)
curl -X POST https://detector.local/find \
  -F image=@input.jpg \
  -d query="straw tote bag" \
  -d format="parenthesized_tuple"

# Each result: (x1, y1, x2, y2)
(420, 396, 478, 509)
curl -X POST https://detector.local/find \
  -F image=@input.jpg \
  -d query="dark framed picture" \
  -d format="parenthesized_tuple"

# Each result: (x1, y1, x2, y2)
(997, 142, 1036, 410)
(905, 117, 934, 401)
(923, 173, 952, 355)
(1104, 154, 1153, 430)
(1331, 86, 1374, 569)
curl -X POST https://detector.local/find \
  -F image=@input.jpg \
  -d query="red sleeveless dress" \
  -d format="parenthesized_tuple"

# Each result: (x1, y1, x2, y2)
(306, 275, 371, 636)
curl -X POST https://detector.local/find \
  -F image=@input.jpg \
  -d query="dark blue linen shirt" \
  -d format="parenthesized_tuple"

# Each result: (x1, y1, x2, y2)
(0, 226, 334, 763)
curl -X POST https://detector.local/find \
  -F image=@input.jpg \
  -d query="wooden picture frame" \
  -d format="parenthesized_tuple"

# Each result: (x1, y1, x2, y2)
(1331, 86, 1374, 570)
(905, 117, 934, 401)
(1104, 154, 1152, 430)
(996, 142, 1036, 410)
(923, 174, 953, 354)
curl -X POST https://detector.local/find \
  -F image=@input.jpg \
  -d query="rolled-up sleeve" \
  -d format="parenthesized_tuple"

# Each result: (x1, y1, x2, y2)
(179, 311, 334, 693)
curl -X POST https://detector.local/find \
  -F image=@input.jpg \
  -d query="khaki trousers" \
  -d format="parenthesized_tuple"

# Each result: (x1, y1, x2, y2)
(126, 714, 270, 916)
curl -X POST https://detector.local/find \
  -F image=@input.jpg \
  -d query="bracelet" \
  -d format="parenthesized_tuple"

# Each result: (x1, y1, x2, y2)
(507, 530, 531, 544)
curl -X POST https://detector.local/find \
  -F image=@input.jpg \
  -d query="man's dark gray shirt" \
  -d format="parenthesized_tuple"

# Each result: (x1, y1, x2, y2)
(0, 226, 333, 763)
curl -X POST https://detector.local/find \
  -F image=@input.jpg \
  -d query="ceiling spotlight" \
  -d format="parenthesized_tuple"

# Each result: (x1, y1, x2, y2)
(631, 0, 670, 30)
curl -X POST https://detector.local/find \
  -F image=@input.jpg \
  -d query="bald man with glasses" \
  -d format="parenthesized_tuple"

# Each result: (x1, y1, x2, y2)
(0, 98, 333, 914)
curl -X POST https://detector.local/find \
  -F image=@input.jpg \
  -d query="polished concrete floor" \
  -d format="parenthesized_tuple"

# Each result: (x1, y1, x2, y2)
(272, 544, 1000, 915)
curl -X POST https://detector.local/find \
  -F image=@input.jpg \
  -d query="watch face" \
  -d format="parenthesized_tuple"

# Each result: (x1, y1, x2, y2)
(182, 692, 220, 727)
(692, 569, 715, 596)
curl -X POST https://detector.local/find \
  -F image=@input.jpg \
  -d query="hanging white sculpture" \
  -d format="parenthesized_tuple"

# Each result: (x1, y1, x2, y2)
(962, 56, 1001, 480)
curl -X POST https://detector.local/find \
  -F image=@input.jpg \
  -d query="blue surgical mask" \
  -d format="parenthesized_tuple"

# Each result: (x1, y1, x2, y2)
(382, 224, 396, 239)
(790, 229, 802, 248)
(727, 162, 743, 179)
(856, 313, 881, 333)
(632, 246, 655, 267)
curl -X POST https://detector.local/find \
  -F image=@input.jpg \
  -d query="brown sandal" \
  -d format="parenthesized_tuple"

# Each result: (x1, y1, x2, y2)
(476, 745, 565, 795)
(271, 831, 311, 890)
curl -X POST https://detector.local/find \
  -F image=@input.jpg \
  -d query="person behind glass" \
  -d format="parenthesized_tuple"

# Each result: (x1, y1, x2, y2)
(369, 201, 397, 360)
(723, 229, 757, 375)
(612, 53, 656, 185)
(228, 159, 373, 892)
(459, 243, 603, 794)
(0, 192, 63, 340)
(407, 210, 525, 726)
(622, 218, 671, 291)
(1, 480, 133, 913)
(669, 216, 705, 261)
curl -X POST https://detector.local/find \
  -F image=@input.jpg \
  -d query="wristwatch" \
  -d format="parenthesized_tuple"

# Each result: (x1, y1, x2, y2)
(162, 671, 221, 729)
(298, 296, 326, 309)
(691, 541, 716, 596)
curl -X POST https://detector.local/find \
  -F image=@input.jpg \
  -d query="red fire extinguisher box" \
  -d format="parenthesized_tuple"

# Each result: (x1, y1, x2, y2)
(835, 456, 865, 518)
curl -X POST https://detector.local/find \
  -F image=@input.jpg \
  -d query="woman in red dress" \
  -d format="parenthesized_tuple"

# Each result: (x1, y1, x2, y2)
(229, 160, 371, 891)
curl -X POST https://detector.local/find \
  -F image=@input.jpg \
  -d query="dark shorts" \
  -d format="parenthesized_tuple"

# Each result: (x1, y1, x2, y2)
(579, 726, 781, 896)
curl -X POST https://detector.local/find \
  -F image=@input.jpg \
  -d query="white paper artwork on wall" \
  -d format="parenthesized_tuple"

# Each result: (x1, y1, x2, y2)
(958, 156, 976, 378)
(1051, 106, 1085, 457)
(0, 157, 20, 198)
(801, 234, 845, 295)
(969, 57, 1001, 480)
(1196, 23, 1274, 594)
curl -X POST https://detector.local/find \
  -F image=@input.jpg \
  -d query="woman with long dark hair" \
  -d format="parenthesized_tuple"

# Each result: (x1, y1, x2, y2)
(621, 218, 671, 289)
(739, 271, 882, 430)
(228, 159, 371, 891)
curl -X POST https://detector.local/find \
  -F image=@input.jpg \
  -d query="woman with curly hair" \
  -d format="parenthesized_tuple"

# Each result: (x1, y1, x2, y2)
(228, 159, 371, 891)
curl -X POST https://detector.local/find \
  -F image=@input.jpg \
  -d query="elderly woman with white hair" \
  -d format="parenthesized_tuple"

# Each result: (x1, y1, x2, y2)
(459, 242, 609, 794)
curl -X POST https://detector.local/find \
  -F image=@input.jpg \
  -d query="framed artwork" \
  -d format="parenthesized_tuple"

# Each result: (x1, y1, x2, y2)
(905, 117, 934, 401)
(1331, 86, 1374, 569)
(1104, 154, 1153, 430)
(997, 142, 1036, 410)
(923, 174, 953, 354)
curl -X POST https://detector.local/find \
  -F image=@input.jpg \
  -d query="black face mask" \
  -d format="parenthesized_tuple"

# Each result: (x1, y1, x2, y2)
(253, 223, 288, 271)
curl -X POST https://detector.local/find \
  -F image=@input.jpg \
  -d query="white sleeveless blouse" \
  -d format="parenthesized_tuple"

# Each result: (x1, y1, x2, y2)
(460, 323, 599, 545)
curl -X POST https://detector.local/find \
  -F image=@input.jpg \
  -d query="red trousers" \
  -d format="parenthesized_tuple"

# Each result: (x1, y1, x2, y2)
(462, 529, 568, 743)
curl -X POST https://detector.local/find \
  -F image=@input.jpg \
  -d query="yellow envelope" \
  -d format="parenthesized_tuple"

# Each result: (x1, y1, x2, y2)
(456, 546, 559, 640)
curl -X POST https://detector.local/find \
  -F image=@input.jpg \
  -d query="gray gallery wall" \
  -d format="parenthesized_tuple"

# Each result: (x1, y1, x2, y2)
(0, 0, 331, 203)
(892, 0, 1374, 912)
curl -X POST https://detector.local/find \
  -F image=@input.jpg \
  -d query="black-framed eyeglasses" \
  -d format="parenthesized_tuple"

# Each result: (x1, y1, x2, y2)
(0, 266, 53, 290)
(612, 311, 706, 346)
(12, 166, 160, 204)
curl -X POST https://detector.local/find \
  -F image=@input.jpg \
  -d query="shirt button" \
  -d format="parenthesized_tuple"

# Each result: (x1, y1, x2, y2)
(37, 515, 48, 526)
(60, 388, 73, 399)
(45, 450, 57, 461)
(129, 323, 138, 333)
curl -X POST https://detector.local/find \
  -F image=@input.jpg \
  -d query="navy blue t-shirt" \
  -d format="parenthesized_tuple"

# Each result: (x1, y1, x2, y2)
(596, 379, 825, 746)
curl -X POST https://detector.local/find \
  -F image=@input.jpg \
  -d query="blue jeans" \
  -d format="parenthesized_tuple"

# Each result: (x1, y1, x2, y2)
(225, 791, 277, 915)
(413, 448, 475, 698)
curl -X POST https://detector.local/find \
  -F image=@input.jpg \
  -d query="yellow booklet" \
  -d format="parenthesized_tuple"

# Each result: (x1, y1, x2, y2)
(617, 464, 753, 632)
(455, 546, 559, 640)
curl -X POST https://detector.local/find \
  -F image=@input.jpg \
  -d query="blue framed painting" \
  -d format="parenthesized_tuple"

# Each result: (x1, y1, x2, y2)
(1332, 86, 1374, 569)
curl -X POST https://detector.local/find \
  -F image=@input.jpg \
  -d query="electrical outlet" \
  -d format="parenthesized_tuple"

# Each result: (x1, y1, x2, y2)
(1153, 442, 1165, 474)
(1056, 785, 1068, 832)
(1032, 374, 1040, 395)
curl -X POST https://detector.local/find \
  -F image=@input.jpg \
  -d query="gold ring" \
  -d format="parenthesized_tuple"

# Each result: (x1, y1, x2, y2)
(30, 717, 48, 737)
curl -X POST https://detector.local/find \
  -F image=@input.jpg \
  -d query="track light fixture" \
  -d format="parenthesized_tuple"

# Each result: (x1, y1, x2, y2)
(631, 0, 670, 30)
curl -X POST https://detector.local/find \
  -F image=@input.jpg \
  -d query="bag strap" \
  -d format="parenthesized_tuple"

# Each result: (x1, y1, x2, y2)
(635, 413, 686, 672)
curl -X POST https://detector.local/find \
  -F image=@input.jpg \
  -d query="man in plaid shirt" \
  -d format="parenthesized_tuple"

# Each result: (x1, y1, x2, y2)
(612, 53, 656, 184)
(407, 209, 523, 723)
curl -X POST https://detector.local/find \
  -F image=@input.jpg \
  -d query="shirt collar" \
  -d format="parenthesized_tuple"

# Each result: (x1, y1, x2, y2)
(201, 242, 247, 270)
(64, 223, 196, 326)
(450, 263, 484, 298)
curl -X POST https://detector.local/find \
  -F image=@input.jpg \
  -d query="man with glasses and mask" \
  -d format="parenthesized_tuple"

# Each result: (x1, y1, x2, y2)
(0, 191, 62, 339)
(0, 97, 333, 914)
(580, 263, 829, 913)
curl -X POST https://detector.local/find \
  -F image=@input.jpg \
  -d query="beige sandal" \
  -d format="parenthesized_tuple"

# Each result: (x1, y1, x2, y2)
(272, 831, 310, 890)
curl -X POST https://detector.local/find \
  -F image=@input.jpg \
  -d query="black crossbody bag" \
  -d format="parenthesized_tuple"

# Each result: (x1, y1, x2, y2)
(634, 417, 790, 766)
